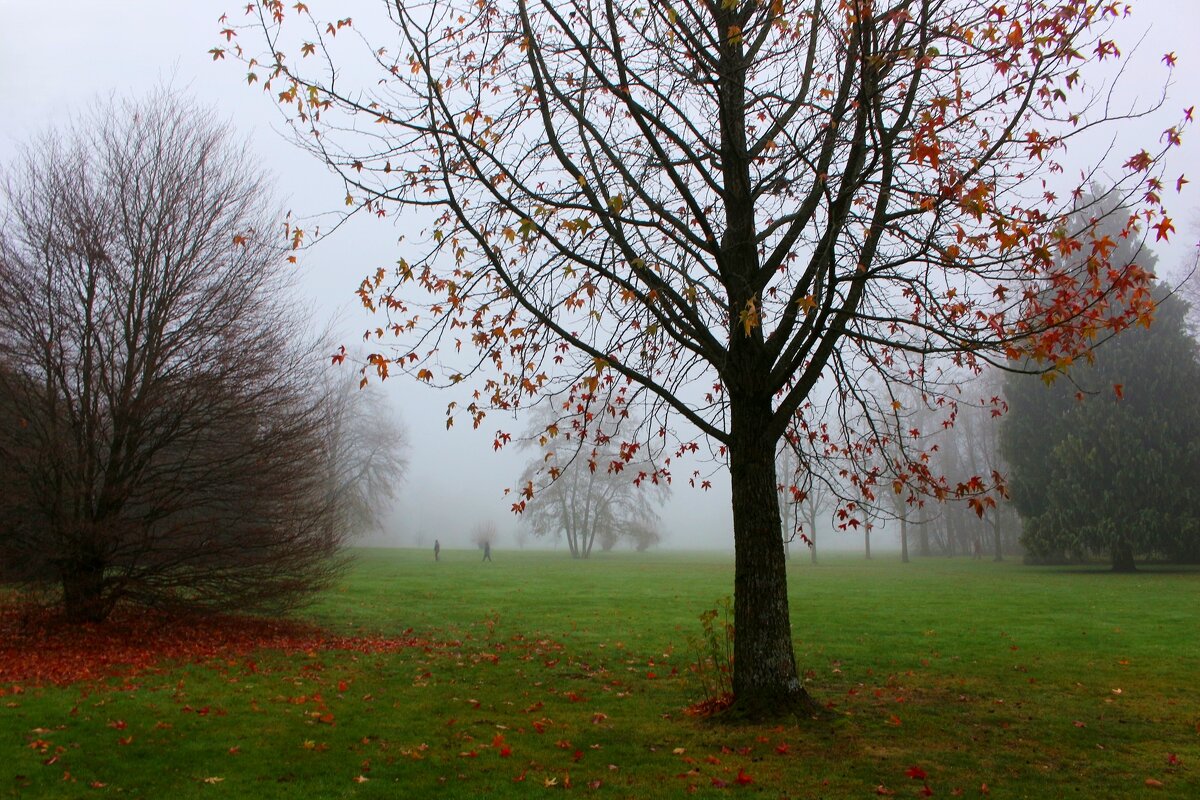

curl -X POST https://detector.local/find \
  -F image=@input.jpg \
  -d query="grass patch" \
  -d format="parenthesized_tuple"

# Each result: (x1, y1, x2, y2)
(2, 550, 1197, 797)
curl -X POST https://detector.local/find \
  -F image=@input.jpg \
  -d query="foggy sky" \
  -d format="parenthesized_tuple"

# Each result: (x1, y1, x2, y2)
(3, 1, 1198, 552)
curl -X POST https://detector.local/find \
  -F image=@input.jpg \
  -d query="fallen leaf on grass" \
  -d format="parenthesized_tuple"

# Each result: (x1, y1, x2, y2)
(201, 777, 224, 784)
(735, 769, 753, 785)
(874, 786, 895, 796)
(906, 766, 928, 780)
(0, 605, 435, 687)
(353, 775, 369, 783)
(1145, 778, 1164, 789)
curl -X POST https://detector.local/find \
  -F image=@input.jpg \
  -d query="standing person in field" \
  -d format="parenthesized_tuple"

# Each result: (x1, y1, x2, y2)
(434, 539, 440, 562)
(482, 541, 492, 562)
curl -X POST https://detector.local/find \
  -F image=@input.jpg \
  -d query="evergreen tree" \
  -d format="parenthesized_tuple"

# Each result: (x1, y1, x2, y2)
(1002, 282, 1200, 570)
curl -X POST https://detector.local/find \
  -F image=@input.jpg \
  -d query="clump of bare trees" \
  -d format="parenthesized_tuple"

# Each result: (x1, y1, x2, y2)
(519, 409, 667, 558)
(0, 91, 397, 623)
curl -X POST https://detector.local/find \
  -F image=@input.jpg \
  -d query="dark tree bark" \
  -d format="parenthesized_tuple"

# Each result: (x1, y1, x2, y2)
(1112, 537, 1137, 573)
(728, 394, 818, 718)
(60, 552, 109, 624)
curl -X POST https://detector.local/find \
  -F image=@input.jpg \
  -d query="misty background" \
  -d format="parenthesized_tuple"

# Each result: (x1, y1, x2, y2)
(4, 0, 1198, 553)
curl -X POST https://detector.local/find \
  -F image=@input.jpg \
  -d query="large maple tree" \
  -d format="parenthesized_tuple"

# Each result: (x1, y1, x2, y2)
(221, 0, 1188, 717)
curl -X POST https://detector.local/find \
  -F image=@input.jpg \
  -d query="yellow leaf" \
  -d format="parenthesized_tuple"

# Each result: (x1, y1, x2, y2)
(739, 298, 760, 337)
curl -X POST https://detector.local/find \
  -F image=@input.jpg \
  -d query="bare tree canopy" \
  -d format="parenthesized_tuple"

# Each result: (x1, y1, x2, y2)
(520, 409, 668, 558)
(0, 90, 360, 623)
(319, 365, 409, 539)
(222, 0, 1187, 717)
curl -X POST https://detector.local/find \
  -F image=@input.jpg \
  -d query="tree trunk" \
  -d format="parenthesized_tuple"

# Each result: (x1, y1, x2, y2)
(61, 555, 109, 623)
(918, 506, 931, 557)
(727, 402, 820, 720)
(900, 514, 909, 563)
(1112, 537, 1136, 572)
(991, 509, 1003, 562)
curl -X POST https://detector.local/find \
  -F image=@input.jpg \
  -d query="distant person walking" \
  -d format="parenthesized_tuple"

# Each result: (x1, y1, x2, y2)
(434, 539, 441, 562)
(482, 541, 492, 562)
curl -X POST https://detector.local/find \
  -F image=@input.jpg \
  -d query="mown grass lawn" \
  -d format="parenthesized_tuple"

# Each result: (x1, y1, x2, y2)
(2, 549, 1197, 798)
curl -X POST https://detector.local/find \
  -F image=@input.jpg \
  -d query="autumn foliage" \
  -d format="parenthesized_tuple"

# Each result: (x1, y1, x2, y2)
(219, 0, 1190, 717)
(0, 602, 434, 688)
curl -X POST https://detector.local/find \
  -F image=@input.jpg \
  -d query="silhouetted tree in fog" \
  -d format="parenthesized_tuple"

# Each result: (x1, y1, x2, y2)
(0, 91, 357, 622)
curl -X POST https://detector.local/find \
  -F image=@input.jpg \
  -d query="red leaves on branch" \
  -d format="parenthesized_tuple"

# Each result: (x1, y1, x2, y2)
(0, 604, 434, 687)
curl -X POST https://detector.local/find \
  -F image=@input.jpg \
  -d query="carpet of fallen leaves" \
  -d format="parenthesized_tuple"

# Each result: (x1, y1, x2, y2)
(0, 603, 437, 688)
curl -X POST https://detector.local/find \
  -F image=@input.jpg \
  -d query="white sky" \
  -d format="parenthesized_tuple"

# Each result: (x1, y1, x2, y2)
(2, 1, 1198, 551)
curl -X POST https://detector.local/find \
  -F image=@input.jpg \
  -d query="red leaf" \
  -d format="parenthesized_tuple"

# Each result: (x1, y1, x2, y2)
(735, 768, 753, 785)
(906, 766, 928, 780)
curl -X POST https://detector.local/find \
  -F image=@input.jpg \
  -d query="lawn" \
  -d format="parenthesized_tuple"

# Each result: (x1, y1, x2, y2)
(2, 549, 1197, 798)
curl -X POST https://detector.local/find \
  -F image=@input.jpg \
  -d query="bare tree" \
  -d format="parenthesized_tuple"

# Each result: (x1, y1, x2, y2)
(0, 90, 352, 623)
(777, 438, 835, 564)
(519, 408, 668, 558)
(319, 364, 408, 538)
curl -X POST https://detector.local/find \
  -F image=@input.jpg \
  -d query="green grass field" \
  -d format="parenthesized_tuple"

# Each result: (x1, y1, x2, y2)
(3, 549, 1198, 798)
